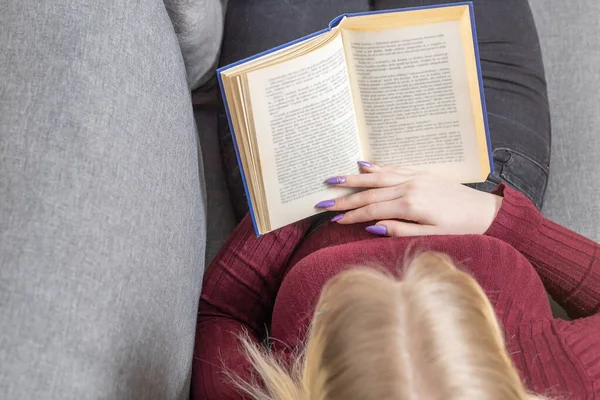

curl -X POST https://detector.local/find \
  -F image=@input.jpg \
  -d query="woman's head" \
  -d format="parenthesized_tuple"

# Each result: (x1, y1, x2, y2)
(236, 252, 543, 400)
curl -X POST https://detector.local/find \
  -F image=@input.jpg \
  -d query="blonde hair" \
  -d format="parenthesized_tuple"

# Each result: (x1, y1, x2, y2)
(233, 252, 546, 400)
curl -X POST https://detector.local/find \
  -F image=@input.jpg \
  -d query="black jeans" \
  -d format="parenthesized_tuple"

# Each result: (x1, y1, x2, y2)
(218, 0, 551, 219)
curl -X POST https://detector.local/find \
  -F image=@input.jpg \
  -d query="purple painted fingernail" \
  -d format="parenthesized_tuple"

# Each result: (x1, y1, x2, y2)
(365, 225, 387, 236)
(331, 213, 344, 222)
(315, 200, 335, 208)
(358, 161, 372, 168)
(325, 176, 346, 184)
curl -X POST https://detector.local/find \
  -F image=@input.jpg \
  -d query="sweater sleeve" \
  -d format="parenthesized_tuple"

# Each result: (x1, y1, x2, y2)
(191, 215, 313, 399)
(485, 184, 600, 318)
(510, 315, 600, 398)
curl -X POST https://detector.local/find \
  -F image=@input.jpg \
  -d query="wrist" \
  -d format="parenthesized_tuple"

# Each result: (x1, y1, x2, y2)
(484, 184, 543, 247)
(475, 192, 503, 234)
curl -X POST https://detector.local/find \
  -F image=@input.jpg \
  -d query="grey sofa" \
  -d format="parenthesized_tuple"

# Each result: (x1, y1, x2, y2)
(0, 0, 597, 399)
(531, 1, 600, 243)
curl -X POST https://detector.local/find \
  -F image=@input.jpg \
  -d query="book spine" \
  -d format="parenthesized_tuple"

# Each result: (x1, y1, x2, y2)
(328, 14, 347, 29)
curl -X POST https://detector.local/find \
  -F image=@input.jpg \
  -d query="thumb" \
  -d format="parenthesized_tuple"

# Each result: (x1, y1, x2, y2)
(366, 220, 437, 237)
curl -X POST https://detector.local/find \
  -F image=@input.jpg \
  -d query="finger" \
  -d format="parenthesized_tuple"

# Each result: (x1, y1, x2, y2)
(357, 161, 381, 172)
(366, 221, 438, 237)
(326, 172, 412, 188)
(335, 198, 412, 224)
(357, 161, 417, 176)
(377, 165, 418, 175)
(328, 185, 409, 212)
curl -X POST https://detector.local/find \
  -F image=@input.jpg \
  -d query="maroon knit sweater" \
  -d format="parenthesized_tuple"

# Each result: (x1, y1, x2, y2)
(192, 185, 600, 399)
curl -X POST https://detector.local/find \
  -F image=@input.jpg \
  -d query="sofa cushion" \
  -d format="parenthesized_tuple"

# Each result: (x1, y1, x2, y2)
(164, 0, 226, 90)
(530, 0, 600, 242)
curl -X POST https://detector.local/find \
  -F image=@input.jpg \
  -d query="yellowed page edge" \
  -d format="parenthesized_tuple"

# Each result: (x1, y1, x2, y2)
(339, 5, 468, 31)
(239, 76, 272, 232)
(223, 29, 339, 78)
(236, 77, 270, 232)
(221, 78, 265, 233)
(458, 9, 490, 180)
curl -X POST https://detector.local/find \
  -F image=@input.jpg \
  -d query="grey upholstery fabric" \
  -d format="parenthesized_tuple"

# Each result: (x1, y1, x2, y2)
(0, 0, 206, 399)
(164, 0, 227, 89)
(530, 1, 600, 242)
(164, 0, 234, 260)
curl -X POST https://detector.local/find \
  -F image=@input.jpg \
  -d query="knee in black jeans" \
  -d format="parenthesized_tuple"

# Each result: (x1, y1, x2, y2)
(473, 149, 549, 210)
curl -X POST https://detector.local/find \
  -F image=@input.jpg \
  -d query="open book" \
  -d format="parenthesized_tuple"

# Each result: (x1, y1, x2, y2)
(218, 2, 492, 236)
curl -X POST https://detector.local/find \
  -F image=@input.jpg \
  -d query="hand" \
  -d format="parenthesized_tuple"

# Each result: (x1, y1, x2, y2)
(317, 162, 503, 237)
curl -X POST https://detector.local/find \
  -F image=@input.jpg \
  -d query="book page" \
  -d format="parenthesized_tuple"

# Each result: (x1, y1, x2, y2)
(342, 21, 484, 182)
(246, 34, 361, 231)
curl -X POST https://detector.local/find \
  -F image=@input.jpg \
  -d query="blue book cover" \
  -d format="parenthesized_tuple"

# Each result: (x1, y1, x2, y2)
(218, 2, 492, 236)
